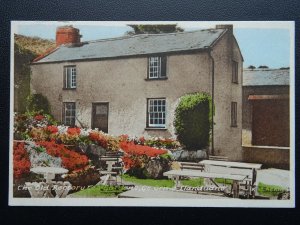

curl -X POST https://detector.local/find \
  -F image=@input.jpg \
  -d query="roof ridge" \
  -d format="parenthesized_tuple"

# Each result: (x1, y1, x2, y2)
(85, 28, 225, 44)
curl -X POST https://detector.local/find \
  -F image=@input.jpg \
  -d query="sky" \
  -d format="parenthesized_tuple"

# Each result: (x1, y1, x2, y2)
(13, 21, 293, 69)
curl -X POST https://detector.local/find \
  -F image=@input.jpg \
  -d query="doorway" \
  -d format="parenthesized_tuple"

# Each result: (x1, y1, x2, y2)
(92, 102, 109, 133)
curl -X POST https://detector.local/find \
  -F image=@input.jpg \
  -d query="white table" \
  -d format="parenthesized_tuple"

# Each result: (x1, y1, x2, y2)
(199, 160, 262, 198)
(29, 167, 69, 198)
(164, 170, 247, 198)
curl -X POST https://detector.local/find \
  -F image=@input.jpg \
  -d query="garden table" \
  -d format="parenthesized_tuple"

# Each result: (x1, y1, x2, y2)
(199, 160, 262, 198)
(164, 170, 247, 198)
(29, 167, 69, 198)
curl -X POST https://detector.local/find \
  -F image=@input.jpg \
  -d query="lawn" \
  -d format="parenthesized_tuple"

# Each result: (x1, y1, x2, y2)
(70, 176, 287, 198)
(121, 174, 175, 187)
(70, 185, 127, 198)
(257, 182, 287, 197)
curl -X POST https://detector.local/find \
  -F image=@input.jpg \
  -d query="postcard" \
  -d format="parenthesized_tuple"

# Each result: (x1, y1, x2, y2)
(9, 21, 295, 207)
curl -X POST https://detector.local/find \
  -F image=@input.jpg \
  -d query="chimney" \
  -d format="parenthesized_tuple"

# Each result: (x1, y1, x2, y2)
(216, 24, 233, 35)
(56, 25, 82, 47)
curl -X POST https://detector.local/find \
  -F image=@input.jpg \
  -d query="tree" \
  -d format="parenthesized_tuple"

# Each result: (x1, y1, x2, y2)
(126, 24, 184, 35)
(258, 65, 269, 69)
(174, 92, 212, 150)
(248, 65, 256, 70)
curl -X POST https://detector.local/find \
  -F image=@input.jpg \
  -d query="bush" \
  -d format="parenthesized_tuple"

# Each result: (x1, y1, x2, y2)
(26, 93, 51, 114)
(174, 92, 212, 150)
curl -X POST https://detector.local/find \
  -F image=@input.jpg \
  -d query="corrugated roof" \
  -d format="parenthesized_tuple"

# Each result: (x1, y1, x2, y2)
(243, 69, 290, 86)
(34, 29, 227, 63)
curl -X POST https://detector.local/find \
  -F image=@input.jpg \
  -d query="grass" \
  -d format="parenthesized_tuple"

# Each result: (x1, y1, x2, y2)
(71, 185, 127, 197)
(181, 178, 204, 187)
(214, 178, 233, 185)
(257, 182, 287, 197)
(121, 174, 174, 187)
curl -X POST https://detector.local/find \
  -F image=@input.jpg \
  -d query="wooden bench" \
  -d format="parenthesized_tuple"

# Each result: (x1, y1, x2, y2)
(163, 170, 247, 198)
(98, 151, 124, 185)
(179, 162, 205, 171)
(208, 155, 229, 161)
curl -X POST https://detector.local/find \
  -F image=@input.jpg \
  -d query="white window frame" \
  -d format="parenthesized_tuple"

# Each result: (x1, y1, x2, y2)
(148, 98, 166, 128)
(63, 102, 76, 126)
(65, 66, 77, 88)
(149, 57, 161, 79)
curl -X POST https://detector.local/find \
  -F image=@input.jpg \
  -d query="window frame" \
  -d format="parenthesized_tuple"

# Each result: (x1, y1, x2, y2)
(231, 102, 237, 127)
(232, 60, 238, 84)
(146, 98, 166, 128)
(147, 56, 167, 80)
(63, 102, 76, 126)
(64, 66, 77, 89)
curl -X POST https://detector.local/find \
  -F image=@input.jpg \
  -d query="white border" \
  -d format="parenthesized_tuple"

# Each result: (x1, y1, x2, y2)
(9, 21, 295, 207)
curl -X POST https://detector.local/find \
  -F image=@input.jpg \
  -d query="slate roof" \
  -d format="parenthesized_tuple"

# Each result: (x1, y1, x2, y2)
(243, 69, 290, 86)
(34, 28, 227, 63)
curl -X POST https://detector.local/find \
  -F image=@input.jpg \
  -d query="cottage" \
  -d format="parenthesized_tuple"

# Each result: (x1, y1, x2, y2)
(30, 24, 243, 160)
(242, 68, 290, 168)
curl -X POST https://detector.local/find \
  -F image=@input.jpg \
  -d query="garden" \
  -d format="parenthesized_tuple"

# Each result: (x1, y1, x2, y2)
(13, 110, 183, 197)
(13, 93, 288, 199)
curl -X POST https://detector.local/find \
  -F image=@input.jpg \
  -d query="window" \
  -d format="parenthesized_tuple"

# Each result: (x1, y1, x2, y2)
(64, 66, 77, 89)
(147, 98, 166, 128)
(63, 102, 76, 126)
(232, 61, 238, 83)
(148, 56, 167, 79)
(231, 102, 237, 127)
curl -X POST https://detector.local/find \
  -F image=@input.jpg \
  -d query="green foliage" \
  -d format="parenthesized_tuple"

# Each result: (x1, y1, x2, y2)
(26, 93, 51, 114)
(248, 65, 256, 70)
(126, 24, 184, 35)
(174, 92, 212, 150)
(257, 182, 286, 197)
(122, 174, 175, 187)
(72, 185, 127, 197)
(181, 178, 204, 187)
(14, 34, 55, 113)
(258, 65, 269, 69)
(32, 146, 46, 153)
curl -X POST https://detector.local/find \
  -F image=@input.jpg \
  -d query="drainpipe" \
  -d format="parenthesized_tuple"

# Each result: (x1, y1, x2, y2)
(208, 48, 215, 156)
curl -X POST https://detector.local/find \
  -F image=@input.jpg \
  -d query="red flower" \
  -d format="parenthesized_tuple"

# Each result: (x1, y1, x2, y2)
(46, 125, 58, 134)
(119, 141, 167, 157)
(37, 141, 89, 171)
(67, 127, 81, 135)
(34, 115, 44, 121)
(13, 142, 31, 179)
(88, 132, 108, 149)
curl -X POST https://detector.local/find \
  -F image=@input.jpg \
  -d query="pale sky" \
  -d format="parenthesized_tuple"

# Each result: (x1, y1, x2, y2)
(13, 21, 293, 69)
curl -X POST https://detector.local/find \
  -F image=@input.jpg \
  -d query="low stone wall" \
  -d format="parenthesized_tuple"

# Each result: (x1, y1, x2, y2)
(242, 145, 290, 169)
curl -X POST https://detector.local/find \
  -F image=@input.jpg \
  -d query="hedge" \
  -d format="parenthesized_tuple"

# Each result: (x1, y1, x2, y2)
(174, 92, 212, 150)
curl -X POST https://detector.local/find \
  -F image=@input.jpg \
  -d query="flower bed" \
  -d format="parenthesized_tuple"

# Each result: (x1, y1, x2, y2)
(37, 141, 89, 172)
(13, 142, 31, 179)
(13, 112, 178, 180)
(119, 141, 171, 178)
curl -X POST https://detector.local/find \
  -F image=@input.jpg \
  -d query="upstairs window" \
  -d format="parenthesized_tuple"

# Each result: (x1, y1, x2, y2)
(64, 66, 77, 89)
(231, 102, 237, 127)
(63, 102, 76, 126)
(147, 98, 166, 128)
(148, 56, 167, 79)
(232, 61, 238, 84)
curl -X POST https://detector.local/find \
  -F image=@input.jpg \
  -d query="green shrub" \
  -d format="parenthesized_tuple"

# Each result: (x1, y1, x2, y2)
(174, 92, 212, 150)
(26, 93, 51, 114)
